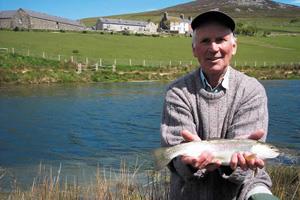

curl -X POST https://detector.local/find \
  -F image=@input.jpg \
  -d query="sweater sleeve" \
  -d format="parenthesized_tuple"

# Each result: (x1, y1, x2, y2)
(228, 78, 268, 140)
(220, 79, 272, 198)
(161, 86, 205, 180)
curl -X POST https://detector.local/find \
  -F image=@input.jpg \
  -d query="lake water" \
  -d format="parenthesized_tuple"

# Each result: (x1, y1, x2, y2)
(0, 80, 299, 187)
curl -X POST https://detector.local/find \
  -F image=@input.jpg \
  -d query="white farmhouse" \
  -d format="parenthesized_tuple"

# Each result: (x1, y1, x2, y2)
(96, 18, 157, 34)
(159, 12, 192, 34)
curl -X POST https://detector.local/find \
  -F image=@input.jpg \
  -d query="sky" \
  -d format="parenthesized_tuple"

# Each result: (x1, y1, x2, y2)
(0, 0, 299, 20)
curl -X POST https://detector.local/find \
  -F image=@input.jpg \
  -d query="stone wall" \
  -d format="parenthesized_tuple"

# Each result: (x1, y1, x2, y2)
(0, 18, 11, 29)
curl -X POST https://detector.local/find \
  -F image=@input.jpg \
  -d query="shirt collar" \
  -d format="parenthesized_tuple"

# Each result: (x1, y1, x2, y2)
(200, 67, 230, 92)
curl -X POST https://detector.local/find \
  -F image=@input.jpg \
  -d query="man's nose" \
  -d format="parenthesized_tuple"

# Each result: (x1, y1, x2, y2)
(208, 42, 219, 52)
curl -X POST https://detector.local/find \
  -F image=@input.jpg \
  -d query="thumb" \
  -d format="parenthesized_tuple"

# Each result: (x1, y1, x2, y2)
(248, 129, 265, 140)
(181, 130, 201, 142)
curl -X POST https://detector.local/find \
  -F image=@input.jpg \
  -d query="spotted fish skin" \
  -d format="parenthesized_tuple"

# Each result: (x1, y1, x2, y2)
(152, 139, 279, 170)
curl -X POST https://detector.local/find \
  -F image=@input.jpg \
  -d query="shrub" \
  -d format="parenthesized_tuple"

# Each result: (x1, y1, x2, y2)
(72, 49, 79, 54)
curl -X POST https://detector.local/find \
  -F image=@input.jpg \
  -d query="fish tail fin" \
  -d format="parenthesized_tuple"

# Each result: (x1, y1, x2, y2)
(152, 147, 173, 171)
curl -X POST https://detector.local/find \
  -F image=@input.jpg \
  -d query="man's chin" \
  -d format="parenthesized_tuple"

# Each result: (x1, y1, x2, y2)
(202, 64, 227, 74)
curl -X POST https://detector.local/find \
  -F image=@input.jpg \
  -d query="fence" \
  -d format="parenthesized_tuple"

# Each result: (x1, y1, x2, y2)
(3, 47, 300, 73)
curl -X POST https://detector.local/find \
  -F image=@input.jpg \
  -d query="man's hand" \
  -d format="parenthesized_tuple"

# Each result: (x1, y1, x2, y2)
(230, 129, 265, 170)
(180, 130, 221, 171)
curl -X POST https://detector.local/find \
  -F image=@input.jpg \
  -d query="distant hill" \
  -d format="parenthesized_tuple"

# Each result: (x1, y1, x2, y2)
(81, 0, 300, 33)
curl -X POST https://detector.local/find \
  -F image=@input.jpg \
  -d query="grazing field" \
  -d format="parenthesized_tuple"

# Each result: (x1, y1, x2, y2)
(0, 30, 299, 67)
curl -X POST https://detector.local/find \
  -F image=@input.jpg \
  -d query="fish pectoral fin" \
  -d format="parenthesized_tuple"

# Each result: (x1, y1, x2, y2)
(245, 153, 257, 162)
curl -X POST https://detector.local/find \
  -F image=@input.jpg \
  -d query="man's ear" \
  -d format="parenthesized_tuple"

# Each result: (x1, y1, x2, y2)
(192, 43, 197, 57)
(232, 41, 237, 56)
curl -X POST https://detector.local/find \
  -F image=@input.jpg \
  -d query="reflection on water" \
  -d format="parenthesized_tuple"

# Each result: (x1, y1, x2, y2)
(0, 80, 299, 187)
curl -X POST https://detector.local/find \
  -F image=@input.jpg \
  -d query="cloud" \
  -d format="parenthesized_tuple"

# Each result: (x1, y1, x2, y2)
(291, 0, 300, 4)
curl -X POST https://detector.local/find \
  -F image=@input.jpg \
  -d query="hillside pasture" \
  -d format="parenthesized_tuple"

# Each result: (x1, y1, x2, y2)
(0, 30, 299, 67)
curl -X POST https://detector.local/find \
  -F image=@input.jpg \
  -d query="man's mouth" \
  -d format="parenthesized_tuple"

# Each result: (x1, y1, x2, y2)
(207, 57, 222, 61)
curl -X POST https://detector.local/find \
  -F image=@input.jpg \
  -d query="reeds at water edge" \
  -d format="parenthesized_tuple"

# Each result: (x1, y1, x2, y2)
(0, 163, 299, 200)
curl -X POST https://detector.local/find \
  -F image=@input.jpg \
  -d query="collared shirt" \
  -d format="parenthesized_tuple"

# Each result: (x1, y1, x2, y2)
(200, 67, 230, 93)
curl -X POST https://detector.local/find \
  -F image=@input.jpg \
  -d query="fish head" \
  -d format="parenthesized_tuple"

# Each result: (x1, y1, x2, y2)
(250, 143, 280, 160)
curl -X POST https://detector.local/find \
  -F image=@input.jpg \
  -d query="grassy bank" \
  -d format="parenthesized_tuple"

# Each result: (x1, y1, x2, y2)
(1, 164, 299, 200)
(0, 53, 299, 85)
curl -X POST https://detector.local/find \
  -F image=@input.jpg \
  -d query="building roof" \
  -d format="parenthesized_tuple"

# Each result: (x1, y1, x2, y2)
(0, 10, 17, 19)
(167, 16, 191, 23)
(0, 8, 84, 27)
(98, 18, 149, 27)
(20, 9, 84, 27)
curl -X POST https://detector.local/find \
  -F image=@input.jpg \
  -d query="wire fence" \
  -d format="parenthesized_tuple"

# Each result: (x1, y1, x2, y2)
(2, 47, 300, 73)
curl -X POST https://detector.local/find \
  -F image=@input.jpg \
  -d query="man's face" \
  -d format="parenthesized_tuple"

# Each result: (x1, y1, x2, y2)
(192, 23, 237, 76)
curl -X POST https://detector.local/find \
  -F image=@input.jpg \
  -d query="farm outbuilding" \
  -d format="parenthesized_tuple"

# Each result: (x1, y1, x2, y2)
(159, 12, 192, 34)
(96, 18, 158, 34)
(0, 8, 85, 31)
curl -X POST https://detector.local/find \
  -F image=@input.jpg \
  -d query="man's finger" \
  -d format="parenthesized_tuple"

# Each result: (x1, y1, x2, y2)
(255, 159, 265, 169)
(230, 153, 238, 170)
(237, 152, 248, 170)
(181, 130, 201, 142)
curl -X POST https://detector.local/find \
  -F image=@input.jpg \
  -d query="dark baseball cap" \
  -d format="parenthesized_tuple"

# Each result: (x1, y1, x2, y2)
(191, 11, 235, 32)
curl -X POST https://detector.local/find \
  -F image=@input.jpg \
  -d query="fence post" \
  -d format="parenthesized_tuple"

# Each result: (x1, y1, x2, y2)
(179, 61, 182, 66)
(99, 58, 102, 67)
(169, 60, 172, 67)
(114, 59, 117, 66)
(71, 56, 74, 63)
(12, 48, 15, 54)
(86, 57, 89, 66)
(27, 49, 30, 56)
(58, 55, 61, 61)
(112, 64, 116, 72)
(95, 63, 98, 71)
(77, 63, 82, 74)
(129, 59, 132, 66)
(143, 60, 146, 67)
(264, 61, 266, 67)
(254, 61, 257, 67)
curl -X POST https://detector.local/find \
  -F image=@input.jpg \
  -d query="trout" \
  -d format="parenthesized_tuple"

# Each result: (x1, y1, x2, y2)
(153, 139, 279, 170)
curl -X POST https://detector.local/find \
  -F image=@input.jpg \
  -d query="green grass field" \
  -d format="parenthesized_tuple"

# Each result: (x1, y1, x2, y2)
(0, 30, 299, 67)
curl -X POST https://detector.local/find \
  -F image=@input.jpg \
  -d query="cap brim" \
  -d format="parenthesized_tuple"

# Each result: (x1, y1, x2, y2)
(191, 11, 235, 32)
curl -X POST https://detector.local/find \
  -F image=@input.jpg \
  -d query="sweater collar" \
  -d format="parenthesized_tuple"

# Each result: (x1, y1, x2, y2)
(200, 67, 230, 92)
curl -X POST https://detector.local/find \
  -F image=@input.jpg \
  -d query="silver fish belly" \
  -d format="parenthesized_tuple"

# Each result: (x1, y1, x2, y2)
(152, 139, 279, 170)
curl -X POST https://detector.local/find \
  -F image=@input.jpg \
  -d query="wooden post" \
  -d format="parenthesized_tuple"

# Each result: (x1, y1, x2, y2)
(179, 61, 182, 66)
(254, 61, 257, 67)
(112, 64, 116, 72)
(143, 60, 146, 67)
(99, 58, 102, 67)
(169, 60, 172, 67)
(264, 61, 266, 67)
(77, 63, 82, 74)
(129, 59, 132, 66)
(95, 63, 98, 71)
(58, 55, 61, 61)
(71, 56, 74, 63)
(12, 48, 15, 54)
(86, 57, 89, 66)
(114, 59, 117, 66)
(42, 52, 45, 58)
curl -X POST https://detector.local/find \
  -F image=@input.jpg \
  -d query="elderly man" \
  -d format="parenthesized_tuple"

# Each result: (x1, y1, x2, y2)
(160, 11, 278, 200)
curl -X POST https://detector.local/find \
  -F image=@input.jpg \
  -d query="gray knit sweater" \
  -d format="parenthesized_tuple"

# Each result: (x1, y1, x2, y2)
(160, 67, 272, 200)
